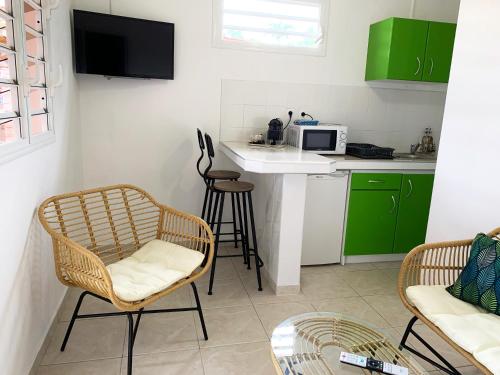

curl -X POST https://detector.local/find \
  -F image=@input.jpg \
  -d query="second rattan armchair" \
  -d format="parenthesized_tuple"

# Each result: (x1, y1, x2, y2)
(398, 228, 500, 375)
(38, 184, 214, 375)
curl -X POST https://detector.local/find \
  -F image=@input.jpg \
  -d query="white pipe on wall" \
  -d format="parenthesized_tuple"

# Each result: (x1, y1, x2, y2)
(410, 0, 416, 18)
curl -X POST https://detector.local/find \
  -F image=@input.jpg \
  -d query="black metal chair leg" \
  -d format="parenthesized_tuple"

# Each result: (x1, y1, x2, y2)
(399, 316, 418, 349)
(201, 185, 210, 220)
(126, 312, 134, 375)
(399, 316, 460, 375)
(60, 291, 89, 351)
(235, 193, 247, 264)
(230, 192, 238, 248)
(242, 192, 251, 270)
(208, 192, 225, 295)
(241, 193, 252, 270)
(247, 192, 263, 291)
(205, 180, 215, 225)
(209, 191, 220, 232)
(132, 308, 144, 344)
(191, 283, 208, 340)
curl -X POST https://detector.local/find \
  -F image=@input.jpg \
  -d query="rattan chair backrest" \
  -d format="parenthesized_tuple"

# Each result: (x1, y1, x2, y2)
(39, 185, 161, 265)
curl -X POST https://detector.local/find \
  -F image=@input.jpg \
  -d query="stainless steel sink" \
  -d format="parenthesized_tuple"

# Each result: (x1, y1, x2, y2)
(393, 153, 437, 161)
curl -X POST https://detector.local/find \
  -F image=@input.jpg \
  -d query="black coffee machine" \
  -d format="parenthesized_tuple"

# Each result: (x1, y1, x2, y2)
(267, 118, 283, 145)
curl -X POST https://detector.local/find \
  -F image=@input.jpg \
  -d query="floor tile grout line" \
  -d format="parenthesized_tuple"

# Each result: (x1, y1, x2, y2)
(122, 345, 204, 359)
(199, 338, 270, 350)
(197, 348, 207, 375)
(359, 294, 396, 328)
(42, 353, 126, 368)
(252, 300, 273, 340)
(245, 298, 269, 342)
(190, 305, 202, 351)
(37, 357, 124, 368)
(231, 255, 263, 306)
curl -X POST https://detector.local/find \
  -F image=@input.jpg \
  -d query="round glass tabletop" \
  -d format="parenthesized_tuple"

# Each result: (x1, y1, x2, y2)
(270, 312, 427, 375)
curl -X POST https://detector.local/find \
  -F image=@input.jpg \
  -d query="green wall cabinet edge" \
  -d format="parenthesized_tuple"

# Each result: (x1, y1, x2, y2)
(344, 172, 434, 256)
(365, 17, 456, 83)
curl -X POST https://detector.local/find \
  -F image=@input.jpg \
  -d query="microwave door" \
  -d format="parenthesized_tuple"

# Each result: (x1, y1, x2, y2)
(302, 130, 337, 151)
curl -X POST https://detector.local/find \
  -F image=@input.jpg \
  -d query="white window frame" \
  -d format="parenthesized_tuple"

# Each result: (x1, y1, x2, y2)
(212, 0, 330, 56)
(0, 0, 54, 165)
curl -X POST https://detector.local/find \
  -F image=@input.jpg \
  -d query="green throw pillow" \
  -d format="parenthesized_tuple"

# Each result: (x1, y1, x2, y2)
(446, 233, 500, 315)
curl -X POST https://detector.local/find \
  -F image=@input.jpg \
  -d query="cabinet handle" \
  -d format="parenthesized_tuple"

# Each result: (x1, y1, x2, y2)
(429, 58, 434, 76)
(368, 180, 385, 184)
(390, 195, 396, 214)
(414, 57, 421, 75)
(405, 179, 413, 198)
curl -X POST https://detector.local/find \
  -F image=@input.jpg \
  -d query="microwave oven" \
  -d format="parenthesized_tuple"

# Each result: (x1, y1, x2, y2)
(286, 124, 348, 154)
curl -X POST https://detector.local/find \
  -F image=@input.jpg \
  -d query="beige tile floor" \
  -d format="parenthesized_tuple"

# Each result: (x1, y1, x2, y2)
(36, 252, 481, 375)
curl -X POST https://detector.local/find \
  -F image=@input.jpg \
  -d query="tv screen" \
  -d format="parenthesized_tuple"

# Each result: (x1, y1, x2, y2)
(73, 10, 174, 80)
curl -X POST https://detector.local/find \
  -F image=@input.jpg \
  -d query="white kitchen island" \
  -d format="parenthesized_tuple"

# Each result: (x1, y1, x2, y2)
(219, 141, 336, 294)
(219, 141, 437, 295)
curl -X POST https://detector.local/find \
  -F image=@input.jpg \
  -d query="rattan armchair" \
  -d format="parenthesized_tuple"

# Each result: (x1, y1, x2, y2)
(398, 228, 500, 375)
(38, 184, 214, 375)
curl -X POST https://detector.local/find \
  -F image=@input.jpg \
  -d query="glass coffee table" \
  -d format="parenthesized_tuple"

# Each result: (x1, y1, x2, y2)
(271, 312, 427, 375)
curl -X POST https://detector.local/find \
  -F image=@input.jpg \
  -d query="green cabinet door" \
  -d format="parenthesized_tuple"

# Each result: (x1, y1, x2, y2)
(386, 18, 429, 81)
(393, 174, 434, 253)
(344, 190, 400, 256)
(366, 18, 429, 81)
(422, 22, 457, 83)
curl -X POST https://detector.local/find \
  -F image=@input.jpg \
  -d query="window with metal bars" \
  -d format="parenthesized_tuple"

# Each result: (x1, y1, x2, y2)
(0, 0, 52, 162)
(213, 0, 329, 55)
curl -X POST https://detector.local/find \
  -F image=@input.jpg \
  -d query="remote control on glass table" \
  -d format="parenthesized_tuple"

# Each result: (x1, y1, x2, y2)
(340, 352, 409, 375)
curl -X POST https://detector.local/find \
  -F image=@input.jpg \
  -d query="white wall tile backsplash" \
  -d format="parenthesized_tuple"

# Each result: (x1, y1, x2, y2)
(220, 80, 446, 152)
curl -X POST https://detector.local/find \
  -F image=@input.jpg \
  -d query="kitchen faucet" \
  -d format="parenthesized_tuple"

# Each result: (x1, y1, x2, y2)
(410, 143, 421, 155)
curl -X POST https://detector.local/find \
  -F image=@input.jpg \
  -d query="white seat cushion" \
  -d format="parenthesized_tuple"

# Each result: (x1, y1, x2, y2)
(406, 285, 485, 322)
(107, 239, 204, 302)
(407, 285, 500, 374)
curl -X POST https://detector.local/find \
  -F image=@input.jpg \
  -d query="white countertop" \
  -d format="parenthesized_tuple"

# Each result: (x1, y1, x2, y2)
(220, 142, 436, 174)
(220, 142, 336, 174)
(326, 155, 436, 171)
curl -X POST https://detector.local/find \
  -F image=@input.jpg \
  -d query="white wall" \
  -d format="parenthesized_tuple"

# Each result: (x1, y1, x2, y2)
(73, 0, 459, 215)
(0, 2, 82, 374)
(220, 79, 446, 152)
(426, 0, 500, 242)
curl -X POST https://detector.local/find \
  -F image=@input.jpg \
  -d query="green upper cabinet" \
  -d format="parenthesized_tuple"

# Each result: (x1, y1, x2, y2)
(365, 18, 429, 81)
(393, 174, 435, 253)
(422, 22, 457, 83)
(365, 17, 456, 83)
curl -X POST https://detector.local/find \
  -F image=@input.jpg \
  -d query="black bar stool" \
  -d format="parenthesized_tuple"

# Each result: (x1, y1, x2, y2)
(196, 129, 241, 248)
(204, 134, 263, 295)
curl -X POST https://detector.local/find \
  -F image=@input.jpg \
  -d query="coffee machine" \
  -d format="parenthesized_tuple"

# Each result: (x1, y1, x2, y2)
(267, 118, 283, 145)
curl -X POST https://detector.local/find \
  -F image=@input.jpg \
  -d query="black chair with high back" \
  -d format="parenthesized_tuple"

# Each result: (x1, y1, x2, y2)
(196, 129, 242, 249)
(203, 133, 263, 295)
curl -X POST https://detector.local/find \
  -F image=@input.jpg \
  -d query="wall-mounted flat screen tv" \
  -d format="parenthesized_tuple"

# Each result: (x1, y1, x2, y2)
(73, 10, 174, 80)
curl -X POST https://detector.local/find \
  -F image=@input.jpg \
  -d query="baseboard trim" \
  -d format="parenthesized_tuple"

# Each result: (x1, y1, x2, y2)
(29, 287, 68, 375)
(343, 253, 406, 264)
(262, 267, 300, 295)
(275, 284, 301, 295)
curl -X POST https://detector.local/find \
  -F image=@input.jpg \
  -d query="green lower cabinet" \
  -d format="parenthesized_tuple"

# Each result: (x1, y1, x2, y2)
(344, 190, 400, 255)
(393, 174, 435, 253)
(344, 172, 434, 256)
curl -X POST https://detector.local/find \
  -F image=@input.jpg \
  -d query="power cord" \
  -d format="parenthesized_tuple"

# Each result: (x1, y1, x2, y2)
(301, 112, 314, 120)
(283, 110, 293, 130)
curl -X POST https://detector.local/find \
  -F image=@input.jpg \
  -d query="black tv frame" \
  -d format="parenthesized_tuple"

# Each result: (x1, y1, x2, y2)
(73, 10, 175, 80)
